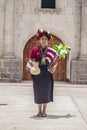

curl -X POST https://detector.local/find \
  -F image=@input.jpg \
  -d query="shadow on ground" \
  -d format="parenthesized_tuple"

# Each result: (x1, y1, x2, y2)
(30, 114, 76, 120)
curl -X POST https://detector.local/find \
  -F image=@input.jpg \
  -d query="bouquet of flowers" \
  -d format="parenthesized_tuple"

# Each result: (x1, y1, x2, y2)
(52, 44, 71, 59)
(47, 44, 71, 73)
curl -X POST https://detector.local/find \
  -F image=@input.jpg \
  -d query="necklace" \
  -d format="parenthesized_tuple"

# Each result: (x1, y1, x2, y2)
(38, 45, 48, 64)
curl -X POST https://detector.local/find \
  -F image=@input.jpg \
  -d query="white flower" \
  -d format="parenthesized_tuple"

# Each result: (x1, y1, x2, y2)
(40, 29, 43, 32)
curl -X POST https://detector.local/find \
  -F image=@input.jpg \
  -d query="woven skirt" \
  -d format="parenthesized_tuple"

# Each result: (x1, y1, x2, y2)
(32, 65, 54, 104)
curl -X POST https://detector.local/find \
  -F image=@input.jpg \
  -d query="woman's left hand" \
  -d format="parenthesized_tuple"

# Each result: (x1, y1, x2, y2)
(48, 64, 57, 73)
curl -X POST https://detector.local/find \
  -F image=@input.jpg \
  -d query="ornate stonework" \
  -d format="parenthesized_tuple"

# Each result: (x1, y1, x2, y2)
(35, 8, 61, 14)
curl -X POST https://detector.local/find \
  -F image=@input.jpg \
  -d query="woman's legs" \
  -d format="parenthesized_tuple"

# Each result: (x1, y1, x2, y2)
(37, 103, 47, 117)
(38, 104, 42, 113)
(41, 103, 47, 117)
(36, 104, 42, 117)
(42, 103, 47, 114)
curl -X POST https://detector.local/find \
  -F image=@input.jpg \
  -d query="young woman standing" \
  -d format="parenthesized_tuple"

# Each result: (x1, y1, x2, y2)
(29, 29, 59, 117)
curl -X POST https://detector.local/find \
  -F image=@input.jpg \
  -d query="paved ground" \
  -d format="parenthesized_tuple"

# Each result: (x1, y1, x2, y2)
(0, 82, 87, 130)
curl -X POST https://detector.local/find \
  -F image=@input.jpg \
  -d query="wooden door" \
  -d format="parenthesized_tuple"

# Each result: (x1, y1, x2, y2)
(23, 35, 67, 81)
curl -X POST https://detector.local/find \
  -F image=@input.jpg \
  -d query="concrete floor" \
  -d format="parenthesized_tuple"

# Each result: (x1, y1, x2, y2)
(0, 82, 87, 130)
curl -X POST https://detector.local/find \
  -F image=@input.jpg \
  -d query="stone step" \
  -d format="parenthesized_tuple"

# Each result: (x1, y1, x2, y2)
(0, 81, 87, 88)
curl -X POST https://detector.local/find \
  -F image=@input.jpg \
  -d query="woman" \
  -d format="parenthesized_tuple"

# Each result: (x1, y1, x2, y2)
(29, 29, 59, 117)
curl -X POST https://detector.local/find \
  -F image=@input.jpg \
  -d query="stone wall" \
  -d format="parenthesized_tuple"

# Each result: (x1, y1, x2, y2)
(0, 59, 22, 82)
(71, 59, 87, 84)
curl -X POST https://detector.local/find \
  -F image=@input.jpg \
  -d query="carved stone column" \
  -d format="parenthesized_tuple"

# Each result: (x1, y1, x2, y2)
(80, 0, 87, 58)
(4, 0, 14, 58)
(0, 0, 22, 82)
(71, 0, 87, 84)
(0, 0, 5, 57)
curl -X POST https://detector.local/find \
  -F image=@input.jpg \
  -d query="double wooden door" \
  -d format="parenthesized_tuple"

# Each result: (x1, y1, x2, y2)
(23, 35, 67, 81)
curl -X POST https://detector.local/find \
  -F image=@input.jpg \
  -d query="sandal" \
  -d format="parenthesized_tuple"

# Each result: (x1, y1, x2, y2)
(41, 113, 47, 117)
(36, 112, 42, 117)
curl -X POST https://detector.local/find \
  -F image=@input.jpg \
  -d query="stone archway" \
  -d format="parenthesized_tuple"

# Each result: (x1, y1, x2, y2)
(23, 34, 67, 81)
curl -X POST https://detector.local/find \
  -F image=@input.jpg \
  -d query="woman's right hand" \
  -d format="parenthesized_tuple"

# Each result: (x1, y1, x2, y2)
(26, 59, 33, 71)
(48, 64, 57, 73)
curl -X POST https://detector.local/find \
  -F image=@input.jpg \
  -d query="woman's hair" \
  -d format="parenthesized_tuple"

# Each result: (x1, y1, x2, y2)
(36, 29, 51, 40)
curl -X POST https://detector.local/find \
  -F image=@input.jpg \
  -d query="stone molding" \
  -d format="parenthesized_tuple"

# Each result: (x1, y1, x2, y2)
(35, 8, 61, 14)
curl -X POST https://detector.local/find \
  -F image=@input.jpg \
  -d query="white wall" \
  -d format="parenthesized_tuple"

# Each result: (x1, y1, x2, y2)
(13, 0, 81, 60)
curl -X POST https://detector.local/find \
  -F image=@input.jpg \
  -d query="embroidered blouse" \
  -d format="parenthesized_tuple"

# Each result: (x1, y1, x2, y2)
(29, 45, 60, 63)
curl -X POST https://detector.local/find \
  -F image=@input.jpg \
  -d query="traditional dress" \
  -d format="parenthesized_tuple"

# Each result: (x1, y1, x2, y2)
(29, 45, 57, 104)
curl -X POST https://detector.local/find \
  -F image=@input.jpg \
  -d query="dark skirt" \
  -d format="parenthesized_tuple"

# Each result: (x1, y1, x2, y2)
(32, 65, 54, 104)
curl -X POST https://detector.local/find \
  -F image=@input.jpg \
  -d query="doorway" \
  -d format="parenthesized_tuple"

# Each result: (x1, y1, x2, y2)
(23, 34, 67, 81)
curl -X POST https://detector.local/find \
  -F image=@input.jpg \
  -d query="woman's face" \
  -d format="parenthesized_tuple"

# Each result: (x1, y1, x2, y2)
(39, 36, 48, 48)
